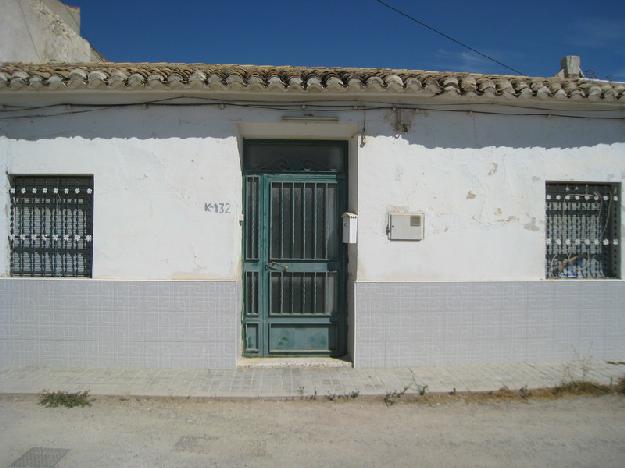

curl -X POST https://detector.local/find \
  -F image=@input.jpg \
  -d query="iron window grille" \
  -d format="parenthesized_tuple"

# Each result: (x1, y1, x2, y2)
(545, 182, 620, 279)
(9, 175, 93, 277)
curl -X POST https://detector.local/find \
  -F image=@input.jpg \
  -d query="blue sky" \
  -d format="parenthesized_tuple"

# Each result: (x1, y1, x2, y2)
(71, 0, 625, 79)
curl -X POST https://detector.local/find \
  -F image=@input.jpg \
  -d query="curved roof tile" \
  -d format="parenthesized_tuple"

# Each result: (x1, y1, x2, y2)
(0, 63, 624, 104)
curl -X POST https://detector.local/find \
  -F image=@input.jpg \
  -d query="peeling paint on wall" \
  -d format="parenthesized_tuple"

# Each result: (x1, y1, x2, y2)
(356, 108, 625, 282)
(394, 165, 403, 182)
(523, 217, 540, 231)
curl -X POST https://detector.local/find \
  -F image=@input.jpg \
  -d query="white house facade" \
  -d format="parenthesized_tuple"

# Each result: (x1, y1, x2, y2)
(0, 62, 624, 368)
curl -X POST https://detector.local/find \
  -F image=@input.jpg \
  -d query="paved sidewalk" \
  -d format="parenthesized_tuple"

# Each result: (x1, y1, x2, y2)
(1, 360, 624, 399)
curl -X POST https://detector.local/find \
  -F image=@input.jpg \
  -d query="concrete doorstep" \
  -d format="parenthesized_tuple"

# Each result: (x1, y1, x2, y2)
(1, 360, 624, 400)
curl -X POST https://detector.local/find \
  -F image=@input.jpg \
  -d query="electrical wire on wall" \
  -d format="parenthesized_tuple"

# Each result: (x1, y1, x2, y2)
(1, 97, 624, 121)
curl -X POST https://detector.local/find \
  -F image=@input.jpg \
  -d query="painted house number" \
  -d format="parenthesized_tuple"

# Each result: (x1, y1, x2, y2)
(204, 202, 231, 213)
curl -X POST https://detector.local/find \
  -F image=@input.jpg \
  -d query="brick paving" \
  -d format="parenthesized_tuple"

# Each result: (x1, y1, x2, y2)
(1, 360, 623, 399)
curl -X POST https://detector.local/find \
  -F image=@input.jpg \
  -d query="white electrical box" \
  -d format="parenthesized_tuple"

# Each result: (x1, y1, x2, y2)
(388, 212, 424, 241)
(342, 212, 358, 244)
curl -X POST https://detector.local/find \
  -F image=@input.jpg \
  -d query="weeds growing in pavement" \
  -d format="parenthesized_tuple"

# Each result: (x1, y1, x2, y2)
(39, 390, 92, 408)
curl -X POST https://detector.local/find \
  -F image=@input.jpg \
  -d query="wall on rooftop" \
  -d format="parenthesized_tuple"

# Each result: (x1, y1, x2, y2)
(0, 0, 96, 63)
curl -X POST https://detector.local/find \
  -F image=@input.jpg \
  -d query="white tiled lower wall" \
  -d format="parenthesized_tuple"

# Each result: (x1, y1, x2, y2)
(354, 281, 625, 368)
(3, 279, 624, 370)
(0, 279, 239, 369)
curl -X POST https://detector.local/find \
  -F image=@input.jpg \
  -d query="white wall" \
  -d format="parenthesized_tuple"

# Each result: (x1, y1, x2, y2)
(1, 103, 623, 282)
(357, 110, 625, 281)
(0, 106, 244, 280)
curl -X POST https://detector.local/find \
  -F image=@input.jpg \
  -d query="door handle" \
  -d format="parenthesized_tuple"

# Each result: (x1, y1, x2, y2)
(266, 262, 288, 272)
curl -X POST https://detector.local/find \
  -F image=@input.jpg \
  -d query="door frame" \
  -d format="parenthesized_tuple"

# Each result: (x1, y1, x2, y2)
(241, 139, 349, 357)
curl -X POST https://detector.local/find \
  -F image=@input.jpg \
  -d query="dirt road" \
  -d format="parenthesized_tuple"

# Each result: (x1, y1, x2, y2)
(1, 394, 624, 467)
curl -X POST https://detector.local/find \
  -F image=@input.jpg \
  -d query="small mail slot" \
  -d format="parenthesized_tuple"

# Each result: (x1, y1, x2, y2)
(342, 212, 358, 244)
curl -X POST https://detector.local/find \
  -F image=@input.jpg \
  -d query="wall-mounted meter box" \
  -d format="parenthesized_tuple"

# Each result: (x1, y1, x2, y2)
(342, 212, 358, 244)
(388, 212, 424, 241)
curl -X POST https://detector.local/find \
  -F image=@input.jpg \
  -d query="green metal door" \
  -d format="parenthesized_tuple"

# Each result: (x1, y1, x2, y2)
(242, 141, 347, 356)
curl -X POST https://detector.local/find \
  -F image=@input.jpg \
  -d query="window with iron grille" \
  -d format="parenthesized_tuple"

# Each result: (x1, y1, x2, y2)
(545, 182, 620, 279)
(9, 176, 93, 277)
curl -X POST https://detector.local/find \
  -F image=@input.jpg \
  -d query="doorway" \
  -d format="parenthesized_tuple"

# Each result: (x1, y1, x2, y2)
(242, 140, 347, 356)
